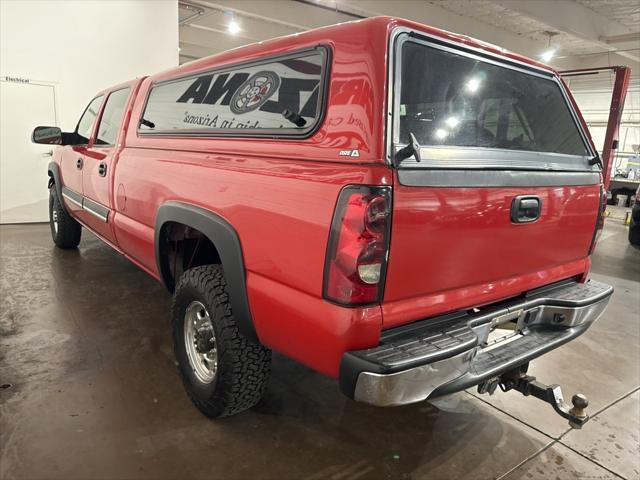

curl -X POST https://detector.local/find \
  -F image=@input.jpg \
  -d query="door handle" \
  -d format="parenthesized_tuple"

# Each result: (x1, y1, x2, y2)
(76, 158, 83, 170)
(98, 162, 107, 177)
(511, 196, 541, 223)
(42, 150, 53, 157)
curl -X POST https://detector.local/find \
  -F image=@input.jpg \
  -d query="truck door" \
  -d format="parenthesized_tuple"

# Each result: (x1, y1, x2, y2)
(81, 87, 131, 245)
(59, 95, 103, 217)
(560, 66, 632, 189)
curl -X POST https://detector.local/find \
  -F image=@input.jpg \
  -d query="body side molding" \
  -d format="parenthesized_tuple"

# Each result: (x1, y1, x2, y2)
(154, 201, 258, 343)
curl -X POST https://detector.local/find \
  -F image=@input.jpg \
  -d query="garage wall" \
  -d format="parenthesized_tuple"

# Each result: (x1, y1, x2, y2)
(1, 0, 179, 132)
(565, 72, 639, 173)
(0, 0, 179, 223)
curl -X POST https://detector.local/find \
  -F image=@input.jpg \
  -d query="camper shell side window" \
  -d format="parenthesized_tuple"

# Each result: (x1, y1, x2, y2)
(138, 46, 330, 139)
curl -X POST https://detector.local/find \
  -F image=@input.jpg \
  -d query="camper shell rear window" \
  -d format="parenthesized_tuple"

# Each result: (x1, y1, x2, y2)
(392, 34, 594, 171)
(139, 46, 329, 138)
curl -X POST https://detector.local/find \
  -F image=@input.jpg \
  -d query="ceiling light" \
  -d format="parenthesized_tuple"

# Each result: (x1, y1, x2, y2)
(435, 129, 449, 140)
(540, 48, 556, 62)
(445, 116, 460, 128)
(540, 31, 559, 63)
(465, 77, 481, 94)
(228, 20, 240, 34)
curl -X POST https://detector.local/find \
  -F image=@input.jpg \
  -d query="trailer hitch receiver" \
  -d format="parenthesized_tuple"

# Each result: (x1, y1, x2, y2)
(479, 365, 590, 429)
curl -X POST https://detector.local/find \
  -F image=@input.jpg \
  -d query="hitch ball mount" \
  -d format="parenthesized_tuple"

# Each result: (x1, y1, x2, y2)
(477, 365, 589, 429)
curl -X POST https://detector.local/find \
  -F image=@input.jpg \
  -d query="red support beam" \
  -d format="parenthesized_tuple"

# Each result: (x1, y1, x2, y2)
(562, 66, 631, 189)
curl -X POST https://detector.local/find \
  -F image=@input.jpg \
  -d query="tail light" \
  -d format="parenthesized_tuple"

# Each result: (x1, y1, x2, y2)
(588, 186, 607, 254)
(323, 185, 392, 306)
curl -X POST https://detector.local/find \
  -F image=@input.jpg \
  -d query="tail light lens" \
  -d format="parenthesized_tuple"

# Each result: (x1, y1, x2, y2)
(588, 185, 607, 254)
(323, 185, 392, 306)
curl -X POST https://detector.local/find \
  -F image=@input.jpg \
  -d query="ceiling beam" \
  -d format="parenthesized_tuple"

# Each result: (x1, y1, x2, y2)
(186, 0, 311, 30)
(602, 33, 640, 44)
(177, 0, 639, 69)
(180, 25, 251, 51)
(494, 0, 640, 62)
(178, 1, 206, 25)
(331, 0, 551, 61)
(187, 22, 261, 42)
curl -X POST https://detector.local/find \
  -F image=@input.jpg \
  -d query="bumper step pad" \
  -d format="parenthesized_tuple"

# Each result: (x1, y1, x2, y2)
(353, 318, 477, 373)
(526, 279, 612, 306)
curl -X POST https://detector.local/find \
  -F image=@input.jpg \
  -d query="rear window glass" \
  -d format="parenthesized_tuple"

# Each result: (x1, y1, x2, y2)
(398, 41, 589, 158)
(140, 49, 326, 135)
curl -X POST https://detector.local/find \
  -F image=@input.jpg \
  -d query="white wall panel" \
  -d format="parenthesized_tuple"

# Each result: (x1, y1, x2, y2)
(0, 0, 179, 223)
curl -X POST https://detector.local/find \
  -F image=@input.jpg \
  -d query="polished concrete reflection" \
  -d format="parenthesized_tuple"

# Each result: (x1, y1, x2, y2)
(1, 220, 638, 480)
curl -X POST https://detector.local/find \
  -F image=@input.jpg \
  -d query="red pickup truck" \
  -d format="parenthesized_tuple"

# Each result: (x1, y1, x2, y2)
(33, 17, 618, 423)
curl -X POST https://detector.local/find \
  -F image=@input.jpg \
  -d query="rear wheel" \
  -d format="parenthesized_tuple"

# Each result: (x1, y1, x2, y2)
(171, 264, 271, 418)
(49, 186, 81, 249)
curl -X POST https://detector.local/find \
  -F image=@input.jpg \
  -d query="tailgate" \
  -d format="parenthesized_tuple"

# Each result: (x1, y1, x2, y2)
(383, 179, 600, 326)
(382, 33, 602, 327)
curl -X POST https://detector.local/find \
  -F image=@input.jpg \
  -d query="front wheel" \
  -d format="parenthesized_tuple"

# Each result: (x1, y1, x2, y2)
(171, 264, 271, 418)
(49, 186, 81, 249)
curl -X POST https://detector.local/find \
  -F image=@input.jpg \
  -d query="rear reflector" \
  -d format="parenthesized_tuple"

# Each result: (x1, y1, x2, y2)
(324, 186, 392, 306)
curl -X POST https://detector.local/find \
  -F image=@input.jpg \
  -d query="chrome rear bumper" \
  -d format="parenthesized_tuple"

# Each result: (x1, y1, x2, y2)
(339, 280, 613, 407)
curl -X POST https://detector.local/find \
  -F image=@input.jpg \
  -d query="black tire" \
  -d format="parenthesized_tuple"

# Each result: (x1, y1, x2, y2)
(629, 224, 640, 246)
(49, 186, 81, 249)
(171, 264, 271, 418)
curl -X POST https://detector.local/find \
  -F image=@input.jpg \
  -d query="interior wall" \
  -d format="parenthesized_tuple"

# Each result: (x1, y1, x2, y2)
(0, 0, 179, 223)
(563, 57, 640, 174)
(1, 0, 179, 130)
(569, 81, 639, 154)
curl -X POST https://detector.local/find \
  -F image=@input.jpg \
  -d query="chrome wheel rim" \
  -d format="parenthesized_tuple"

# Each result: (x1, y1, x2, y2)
(52, 209, 59, 234)
(184, 300, 217, 384)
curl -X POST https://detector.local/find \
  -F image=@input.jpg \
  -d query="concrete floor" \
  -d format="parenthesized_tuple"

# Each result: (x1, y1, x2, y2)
(1, 220, 638, 480)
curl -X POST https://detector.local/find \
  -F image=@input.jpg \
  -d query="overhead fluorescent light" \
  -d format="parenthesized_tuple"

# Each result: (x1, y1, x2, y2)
(434, 129, 449, 140)
(540, 48, 556, 62)
(228, 20, 240, 34)
(445, 116, 460, 128)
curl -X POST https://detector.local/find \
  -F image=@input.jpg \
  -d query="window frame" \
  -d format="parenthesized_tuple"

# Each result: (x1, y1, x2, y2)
(137, 45, 331, 139)
(387, 29, 597, 171)
(94, 87, 132, 148)
(74, 95, 104, 146)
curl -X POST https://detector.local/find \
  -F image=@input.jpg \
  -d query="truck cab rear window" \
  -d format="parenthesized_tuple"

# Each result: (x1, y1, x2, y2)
(139, 49, 327, 136)
(396, 40, 590, 163)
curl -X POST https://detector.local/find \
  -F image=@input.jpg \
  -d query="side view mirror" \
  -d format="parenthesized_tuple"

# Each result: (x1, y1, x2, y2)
(32, 126, 62, 145)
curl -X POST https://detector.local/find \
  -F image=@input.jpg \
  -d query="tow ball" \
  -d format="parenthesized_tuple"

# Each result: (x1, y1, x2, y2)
(477, 365, 590, 429)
